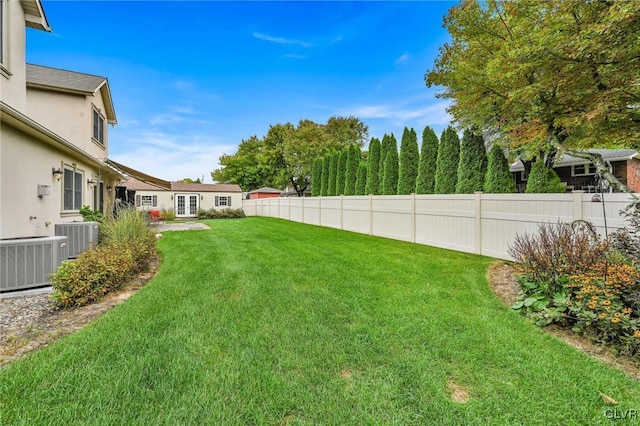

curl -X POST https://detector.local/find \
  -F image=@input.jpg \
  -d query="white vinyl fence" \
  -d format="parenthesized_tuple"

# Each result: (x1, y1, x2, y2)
(242, 192, 638, 261)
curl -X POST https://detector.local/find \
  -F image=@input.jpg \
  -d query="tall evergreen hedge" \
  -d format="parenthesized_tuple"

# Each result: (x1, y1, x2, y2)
(456, 129, 488, 193)
(311, 157, 323, 196)
(355, 162, 367, 195)
(327, 151, 338, 196)
(344, 144, 359, 195)
(435, 127, 460, 194)
(321, 152, 331, 196)
(484, 144, 516, 193)
(336, 149, 348, 195)
(397, 127, 419, 194)
(379, 134, 394, 188)
(525, 160, 565, 193)
(365, 138, 381, 195)
(382, 140, 399, 195)
(415, 126, 438, 194)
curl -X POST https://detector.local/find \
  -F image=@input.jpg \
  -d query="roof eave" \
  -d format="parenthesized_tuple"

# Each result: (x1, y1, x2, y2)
(0, 101, 124, 179)
(97, 81, 117, 124)
(22, 0, 52, 32)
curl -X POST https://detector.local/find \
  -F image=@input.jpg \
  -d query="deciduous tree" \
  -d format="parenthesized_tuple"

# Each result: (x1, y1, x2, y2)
(426, 0, 640, 191)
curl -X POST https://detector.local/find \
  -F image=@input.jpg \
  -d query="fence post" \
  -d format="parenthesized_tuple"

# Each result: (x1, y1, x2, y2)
(412, 193, 416, 243)
(302, 196, 305, 223)
(369, 194, 373, 236)
(474, 192, 482, 255)
(340, 195, 344, 230)
(319, 196, 322, 226)
(573, 190, 584, 222)
(288, 197, 291, 220)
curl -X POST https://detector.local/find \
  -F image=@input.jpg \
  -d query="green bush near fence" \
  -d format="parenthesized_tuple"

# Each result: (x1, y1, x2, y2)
(198, 208, 246, 219)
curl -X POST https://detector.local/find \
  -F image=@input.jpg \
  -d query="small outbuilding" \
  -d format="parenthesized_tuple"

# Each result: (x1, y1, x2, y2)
(248, 187, 283, 199)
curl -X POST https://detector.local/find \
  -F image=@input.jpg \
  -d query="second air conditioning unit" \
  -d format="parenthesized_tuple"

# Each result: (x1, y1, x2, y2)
(54, 222, 99, 259)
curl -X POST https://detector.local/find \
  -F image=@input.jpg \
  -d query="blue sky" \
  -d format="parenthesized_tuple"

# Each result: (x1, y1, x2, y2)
(28, 1, 454, 182)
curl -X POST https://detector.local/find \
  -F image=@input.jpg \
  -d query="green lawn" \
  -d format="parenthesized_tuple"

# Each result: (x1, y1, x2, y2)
(1, 217, 638, 425)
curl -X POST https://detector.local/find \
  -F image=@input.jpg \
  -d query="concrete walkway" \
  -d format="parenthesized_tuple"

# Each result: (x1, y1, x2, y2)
(153, 222, 211, 232)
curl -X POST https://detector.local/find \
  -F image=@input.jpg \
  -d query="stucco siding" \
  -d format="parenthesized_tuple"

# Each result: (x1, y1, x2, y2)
(25, 87, 108, 159)
(0, 123, 117, 239)
(1, 1, 28, 112)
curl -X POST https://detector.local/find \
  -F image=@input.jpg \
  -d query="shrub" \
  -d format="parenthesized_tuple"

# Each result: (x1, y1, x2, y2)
(161, 208, 176, 221)
(51, 208, 157, 308)
(102, 207, 154, 246)
(52, 242, 137, 307)
(199, 208, 246, 219)
(79, 205, 105, 223)
(484, 144, 516, 193)
(510, 220, 640, 356)
(525, 160, 565, 193)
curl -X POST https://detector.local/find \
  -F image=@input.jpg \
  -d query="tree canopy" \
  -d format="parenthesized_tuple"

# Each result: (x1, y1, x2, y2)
(211, 116, 368, 195)
(434, 127, 460, 194)
(426, 0, 640, 190)
(397, 127, 419, 195)
(415, 126, 439, 194)
(456, 129, 488, 194)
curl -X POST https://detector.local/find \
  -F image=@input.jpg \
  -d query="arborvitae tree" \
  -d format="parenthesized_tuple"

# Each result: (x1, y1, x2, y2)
(379, 134, 395, 188)
(355, 162, 368, 195)
(311, 157, 323, 196)
(484, 144, 516, 193)
(525, 160, 565, 193)
(321, 152, 331, 196)
(336, 148, 348, 195)
(456, 129, 488, 193)
(415, 126, 439, 194)
(382, 148, 399, 195)
(327, 151, 338, 196)
(365, 138, 381, 195)
(344, 144, 359, 195)
(435, 127, 460, 194)
(397, 127, 419, 194)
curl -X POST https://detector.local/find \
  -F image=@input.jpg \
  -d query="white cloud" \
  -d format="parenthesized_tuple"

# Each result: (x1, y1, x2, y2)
(395, 52, 410, 65)
(339, 100, 451, 125)
(110, 130, 237, 183)
(253, 32, 313, 48)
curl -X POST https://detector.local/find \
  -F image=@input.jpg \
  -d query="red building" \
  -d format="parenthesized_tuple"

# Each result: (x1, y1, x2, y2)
(249, 187, 283, 199)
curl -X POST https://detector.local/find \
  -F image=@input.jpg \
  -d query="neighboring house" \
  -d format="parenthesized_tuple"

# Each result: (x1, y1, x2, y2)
(248, 187, 282, 199)
(510, 149, 640, 193)
(0, 0, 123, 240)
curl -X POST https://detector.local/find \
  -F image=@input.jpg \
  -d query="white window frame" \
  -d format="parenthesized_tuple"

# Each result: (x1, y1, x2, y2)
(571, 163, 597, 177)
(92, 106, 105, 145)
(63, 165, 83, 212)
(215, 195, 231, 207)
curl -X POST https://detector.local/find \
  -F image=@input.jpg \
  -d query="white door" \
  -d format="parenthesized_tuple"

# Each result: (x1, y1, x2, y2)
(175, 194, 199, 217)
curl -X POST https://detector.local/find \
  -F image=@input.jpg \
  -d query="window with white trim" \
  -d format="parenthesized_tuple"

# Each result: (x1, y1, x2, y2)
(571, 164, 597, 177)
(93, 107, 105, 145)
(215, 195, 231, 207)
(63, 167, 83, 211)
(135, 195, 157, 207)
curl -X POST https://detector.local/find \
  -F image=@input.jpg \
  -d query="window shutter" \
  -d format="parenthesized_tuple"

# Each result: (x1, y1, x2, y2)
(215, 195, 219, 206)
(152, 195, 157, 207)
(135, 195, 141, 207)
(227, 196, 231, 207)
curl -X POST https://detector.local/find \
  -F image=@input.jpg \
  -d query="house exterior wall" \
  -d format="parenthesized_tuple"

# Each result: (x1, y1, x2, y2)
(133, 190, 172, 211)
(1, 0, 28, 112)
(0, 123, 118, 239)
(626, 159, 640, 193)
(25, 88, 109, 160)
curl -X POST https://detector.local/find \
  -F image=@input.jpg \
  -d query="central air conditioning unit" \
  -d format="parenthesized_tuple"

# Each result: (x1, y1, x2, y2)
(55, 222, 99, 259)
(0, 236, 69, 293)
